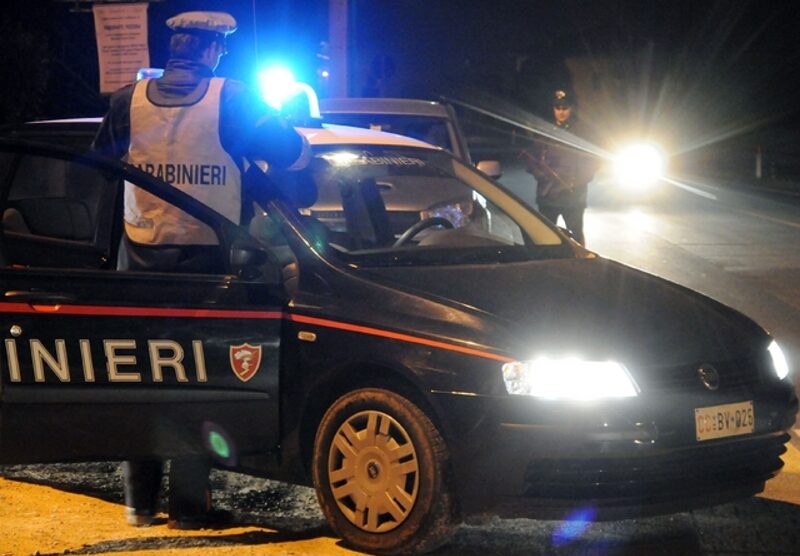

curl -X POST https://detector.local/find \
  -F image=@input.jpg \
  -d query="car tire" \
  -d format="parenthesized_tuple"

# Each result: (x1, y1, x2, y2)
(312, 387, 456, 555)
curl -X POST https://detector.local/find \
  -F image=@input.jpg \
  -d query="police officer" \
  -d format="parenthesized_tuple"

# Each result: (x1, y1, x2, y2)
(93, 10, 308, 272)
(523, 90, 598, 245)
(92, 11, 308, 529)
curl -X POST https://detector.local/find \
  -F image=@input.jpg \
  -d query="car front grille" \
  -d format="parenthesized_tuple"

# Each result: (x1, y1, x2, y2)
(522, 433, 788, 503)
(638, 355, 768, 393)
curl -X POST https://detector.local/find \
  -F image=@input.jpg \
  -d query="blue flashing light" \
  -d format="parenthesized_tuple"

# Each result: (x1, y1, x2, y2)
(137, 67, 164, 81)
(552, 507, 596, 546)
(257, 65, 321, 120)
(258, 66, 297, 111)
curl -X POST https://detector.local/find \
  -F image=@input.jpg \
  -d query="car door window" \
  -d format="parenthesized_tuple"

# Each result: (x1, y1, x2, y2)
(0, 150, 242, 275)
(302, 147, 535, 254)
(0, 143, 298, 284)
(2, 153, 119, 269)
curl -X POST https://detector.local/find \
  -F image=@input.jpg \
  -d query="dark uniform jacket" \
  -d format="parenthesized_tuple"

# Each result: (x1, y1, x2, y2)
(525, 119, 600, 209)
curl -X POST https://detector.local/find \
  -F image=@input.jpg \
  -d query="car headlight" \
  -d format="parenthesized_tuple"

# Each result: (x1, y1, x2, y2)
(768, 340, 790, 380)
(502, 358, 639, 400)
(613, 142, 664, 189)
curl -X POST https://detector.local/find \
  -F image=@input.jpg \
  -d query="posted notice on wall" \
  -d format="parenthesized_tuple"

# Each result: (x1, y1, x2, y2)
(93, 3, 150, 94)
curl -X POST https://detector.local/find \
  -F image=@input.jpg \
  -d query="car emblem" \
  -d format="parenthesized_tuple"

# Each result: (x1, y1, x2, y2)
(229, 343, 263, 382)
(697, 364, 720, 391)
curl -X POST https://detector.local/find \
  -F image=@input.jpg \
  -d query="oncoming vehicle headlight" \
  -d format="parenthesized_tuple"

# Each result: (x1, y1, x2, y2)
(613, 142, 664, 189)
(502, 358, 639, 400)
(768, 340, 790, 380)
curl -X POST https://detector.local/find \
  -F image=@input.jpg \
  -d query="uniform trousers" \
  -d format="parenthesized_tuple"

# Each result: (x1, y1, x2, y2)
(538, 204, 586, 245)
(118, 234, 218, 520)
(123, 458, 212, 519)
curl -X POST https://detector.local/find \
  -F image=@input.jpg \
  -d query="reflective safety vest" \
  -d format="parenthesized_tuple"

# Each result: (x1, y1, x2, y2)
(125, 77, 241, 245)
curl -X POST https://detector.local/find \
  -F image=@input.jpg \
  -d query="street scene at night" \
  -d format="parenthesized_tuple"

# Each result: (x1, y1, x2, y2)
(2, 1, 800, 555)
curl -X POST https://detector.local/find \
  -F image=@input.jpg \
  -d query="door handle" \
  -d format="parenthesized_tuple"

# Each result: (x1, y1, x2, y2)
(4, 290, 77, 304)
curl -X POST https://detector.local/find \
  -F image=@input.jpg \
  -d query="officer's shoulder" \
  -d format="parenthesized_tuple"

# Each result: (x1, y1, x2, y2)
(220, 78, 249, 95)
(220, 78, 260, 105)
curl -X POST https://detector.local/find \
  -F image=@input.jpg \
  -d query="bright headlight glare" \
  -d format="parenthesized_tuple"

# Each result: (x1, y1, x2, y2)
(502, 358, 638, 400)
(613, 143, 664, 189)
(768, 340, 790, 380)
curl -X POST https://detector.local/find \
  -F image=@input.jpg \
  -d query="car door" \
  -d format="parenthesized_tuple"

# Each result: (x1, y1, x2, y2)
(0, 140, 284, 465)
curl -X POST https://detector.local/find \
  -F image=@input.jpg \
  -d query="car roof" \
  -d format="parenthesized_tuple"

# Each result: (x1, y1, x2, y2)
(302, 124, 436, 149)
(320, 98, 453, 118)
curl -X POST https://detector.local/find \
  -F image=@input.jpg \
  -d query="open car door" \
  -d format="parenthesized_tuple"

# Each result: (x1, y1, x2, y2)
(0, 140, 284, 465)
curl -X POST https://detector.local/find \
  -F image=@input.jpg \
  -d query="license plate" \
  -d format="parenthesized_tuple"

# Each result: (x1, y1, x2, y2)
(695, 401, 754, 441)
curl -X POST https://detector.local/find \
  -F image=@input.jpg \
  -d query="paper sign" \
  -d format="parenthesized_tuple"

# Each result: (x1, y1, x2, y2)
(93, 3, 150, 94)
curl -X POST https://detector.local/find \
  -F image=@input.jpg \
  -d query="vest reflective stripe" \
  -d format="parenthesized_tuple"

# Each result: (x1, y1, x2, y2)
(125, 78, 241, 245)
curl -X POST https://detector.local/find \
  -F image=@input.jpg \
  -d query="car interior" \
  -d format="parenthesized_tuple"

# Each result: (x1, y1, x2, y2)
(0, 152, 120, 269)
(291, 152, 527, 255)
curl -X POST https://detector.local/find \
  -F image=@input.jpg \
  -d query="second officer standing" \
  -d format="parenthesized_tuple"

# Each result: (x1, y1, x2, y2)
(523, 90, 599, 245)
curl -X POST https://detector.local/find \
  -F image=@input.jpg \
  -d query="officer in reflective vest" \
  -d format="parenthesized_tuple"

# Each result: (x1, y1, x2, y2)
(93, 10, 309, 272)
(92, 10, 308, 529)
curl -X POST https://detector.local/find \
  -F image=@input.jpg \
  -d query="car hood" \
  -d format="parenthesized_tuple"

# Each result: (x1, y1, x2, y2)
(358, 257, 766, 367)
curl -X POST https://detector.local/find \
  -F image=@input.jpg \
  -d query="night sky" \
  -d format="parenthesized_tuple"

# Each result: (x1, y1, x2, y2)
(3, 0, 800, 159)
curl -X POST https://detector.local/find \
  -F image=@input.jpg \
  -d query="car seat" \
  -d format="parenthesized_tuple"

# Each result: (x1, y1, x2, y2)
(339, 177, 393, 249)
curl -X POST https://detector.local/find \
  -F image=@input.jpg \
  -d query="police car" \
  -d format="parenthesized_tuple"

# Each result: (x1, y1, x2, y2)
(320, 96, 503, 179)
(320, 97, 471, 160)
(0, 118, 796, 555)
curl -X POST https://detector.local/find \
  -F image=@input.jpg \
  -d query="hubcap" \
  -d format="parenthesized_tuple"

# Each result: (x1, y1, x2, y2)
(327, 410, 419, 533)
(367, 461, 380, 479)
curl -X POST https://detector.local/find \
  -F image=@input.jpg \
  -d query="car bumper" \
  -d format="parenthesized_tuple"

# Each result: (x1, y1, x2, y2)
(432, 383, 798, 520)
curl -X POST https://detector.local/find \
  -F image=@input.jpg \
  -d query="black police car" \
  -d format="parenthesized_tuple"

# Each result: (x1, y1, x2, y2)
(0, 120, 796, 555)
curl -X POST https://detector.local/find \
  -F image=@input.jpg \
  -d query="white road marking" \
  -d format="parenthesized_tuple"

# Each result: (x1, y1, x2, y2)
(662, 176, 718, 200)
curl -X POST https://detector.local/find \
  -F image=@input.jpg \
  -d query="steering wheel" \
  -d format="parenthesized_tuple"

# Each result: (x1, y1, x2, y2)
(393, 216, 454, 247)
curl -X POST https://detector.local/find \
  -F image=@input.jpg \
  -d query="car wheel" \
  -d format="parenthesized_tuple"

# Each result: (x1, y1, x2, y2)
(312, 387, 456, 555)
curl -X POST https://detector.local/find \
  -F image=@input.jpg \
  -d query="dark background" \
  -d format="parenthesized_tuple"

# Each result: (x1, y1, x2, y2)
(3, 0, 800, 181)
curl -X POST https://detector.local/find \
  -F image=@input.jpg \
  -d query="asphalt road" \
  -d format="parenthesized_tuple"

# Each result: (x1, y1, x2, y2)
(3, 453, 800, 555)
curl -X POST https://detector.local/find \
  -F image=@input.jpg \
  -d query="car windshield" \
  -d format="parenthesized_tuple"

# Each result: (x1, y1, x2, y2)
(278, 145, 567, 266)
(320, 114, 454, 153)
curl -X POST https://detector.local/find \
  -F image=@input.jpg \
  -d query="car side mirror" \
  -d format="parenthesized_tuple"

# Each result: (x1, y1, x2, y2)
(476, 160, 502, 179)
(230, 244, 281, 283)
